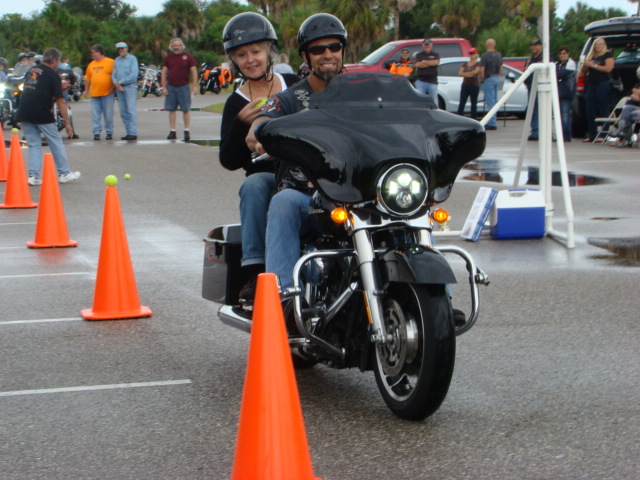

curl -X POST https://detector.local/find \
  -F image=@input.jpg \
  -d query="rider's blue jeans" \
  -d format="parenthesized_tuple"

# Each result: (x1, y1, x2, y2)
(239, 172, 275, 267)
(22, 122, 72, 179)
(265, 188, 315, 290)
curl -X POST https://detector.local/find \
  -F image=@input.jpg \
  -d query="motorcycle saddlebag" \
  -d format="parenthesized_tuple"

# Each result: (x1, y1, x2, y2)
(202, 225, 247, 304)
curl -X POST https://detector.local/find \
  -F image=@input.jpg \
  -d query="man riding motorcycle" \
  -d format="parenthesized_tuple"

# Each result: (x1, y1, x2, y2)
(246, 13, 348, 297)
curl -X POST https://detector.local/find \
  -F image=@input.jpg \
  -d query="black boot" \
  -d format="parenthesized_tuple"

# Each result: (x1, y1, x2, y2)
(238, 264, 265, 304)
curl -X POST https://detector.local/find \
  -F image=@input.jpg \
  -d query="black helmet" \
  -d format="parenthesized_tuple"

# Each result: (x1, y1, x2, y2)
(34, 55, 43, 64)
(0, 57, 7, 68)
(18, 53, 28, 60)
(27, 51, 36, 58)
(222, 12, 277, 53)
(297, 13, 347, 54)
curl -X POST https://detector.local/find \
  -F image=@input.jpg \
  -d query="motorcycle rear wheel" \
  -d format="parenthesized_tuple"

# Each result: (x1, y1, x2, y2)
(142, 87, 149, 97)
(373, 283, 455, 420)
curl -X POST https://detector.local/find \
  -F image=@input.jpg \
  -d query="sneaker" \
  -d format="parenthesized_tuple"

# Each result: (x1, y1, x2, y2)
(527, 135, 539, 141)
(167, 131, 177, 140)
(485, 125, 497, 131)
(238, 277, 258, 304)
(71, 133, 79, 139)
(59, 171, 81, 183)
(121, 135, 137, 141)
(106, 134, 113, 140)
(28, 176, 42, 186)
(184, 130, 190, 142)
(94, 134, 100, 141)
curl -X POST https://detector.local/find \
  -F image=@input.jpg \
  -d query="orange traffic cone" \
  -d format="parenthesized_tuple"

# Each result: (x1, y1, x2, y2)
(0, 132, 37, 209)
(27, 153, 77, 248)
(0, 128, 8, 182)
(231, 273, 321, 480)
(81, 182, 151, 320)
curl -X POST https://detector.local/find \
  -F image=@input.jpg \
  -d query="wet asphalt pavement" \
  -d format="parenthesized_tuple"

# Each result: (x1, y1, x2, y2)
(1, 93, 638, 479)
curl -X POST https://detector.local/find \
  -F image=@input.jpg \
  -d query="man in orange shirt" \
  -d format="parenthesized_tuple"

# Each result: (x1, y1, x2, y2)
(84, 44, 115, 141)
(389, 49, 414, 78)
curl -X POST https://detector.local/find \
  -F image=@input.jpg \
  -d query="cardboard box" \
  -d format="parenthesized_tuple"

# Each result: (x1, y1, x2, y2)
(460, 187, 498, 241)
(490, 189, 545, 240)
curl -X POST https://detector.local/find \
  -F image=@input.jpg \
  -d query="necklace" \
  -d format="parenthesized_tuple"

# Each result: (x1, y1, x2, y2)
(248, 76, 274, 101)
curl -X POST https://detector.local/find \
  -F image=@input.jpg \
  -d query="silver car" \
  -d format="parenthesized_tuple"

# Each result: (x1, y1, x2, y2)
(435, 57, 528, 117)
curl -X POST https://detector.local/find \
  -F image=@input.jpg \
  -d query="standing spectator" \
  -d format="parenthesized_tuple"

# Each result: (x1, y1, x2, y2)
(556, 45, 576, 141)
(389, 48, 414, 78)
(479, 38, 503, 130)
(457, 48, 481, 120)
(84, 44, 115, 141)
(16, 48, 80, 186)
(161, 38, 197, 142)
(524, 38, 544, 140)
(112, 41, 139, 141)
(579, 36, 614, 142)
(414, 39, 440, 103)
(273, 53, 295, 74)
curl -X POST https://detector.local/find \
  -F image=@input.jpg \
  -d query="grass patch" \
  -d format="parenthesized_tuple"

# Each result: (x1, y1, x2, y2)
(203, 103, 225, 113)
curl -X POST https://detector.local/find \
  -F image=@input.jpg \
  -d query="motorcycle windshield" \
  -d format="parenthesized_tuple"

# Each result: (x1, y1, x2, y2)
(256, 73, 486, 204)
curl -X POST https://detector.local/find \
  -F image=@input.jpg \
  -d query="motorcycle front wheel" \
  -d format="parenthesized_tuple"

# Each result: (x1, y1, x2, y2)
(373, 283, 455, 420)
(199, 84, 206, 95)
(154, 87, 162, 97)
(142, 87, 149, 97)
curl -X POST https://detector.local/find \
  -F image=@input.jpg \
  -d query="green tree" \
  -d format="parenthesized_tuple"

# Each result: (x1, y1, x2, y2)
(431, 0, 483, 37)
(478, 17, 531, 56)
(123, 16, 171, 64)
(160, 0, 205, 41)
(319, 0, 391, 62)
(52, 0, 137, 21)
(31, 2, 80, 56)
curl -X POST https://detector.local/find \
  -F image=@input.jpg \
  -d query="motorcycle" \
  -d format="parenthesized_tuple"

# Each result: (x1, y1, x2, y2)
(199, 62, 231, 94)
(141, 67, 162, 97)
(0, 73, 24, 128)
(54, 71, 76, 135)
(69, 67, 84, 101)
(201, 73, 489, 420)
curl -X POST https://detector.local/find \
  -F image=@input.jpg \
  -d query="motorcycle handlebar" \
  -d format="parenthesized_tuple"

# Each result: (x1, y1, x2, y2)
(251, 152, 273, 164)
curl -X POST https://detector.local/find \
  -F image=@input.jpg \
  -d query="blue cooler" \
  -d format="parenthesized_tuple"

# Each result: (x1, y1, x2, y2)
(490, 189, 545, 239)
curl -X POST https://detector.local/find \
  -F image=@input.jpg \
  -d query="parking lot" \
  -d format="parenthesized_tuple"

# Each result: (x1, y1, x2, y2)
(1, 93, 638, 479)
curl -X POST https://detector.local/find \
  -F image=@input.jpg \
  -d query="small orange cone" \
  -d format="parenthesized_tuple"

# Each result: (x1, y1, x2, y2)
(231, 273, 321, 480)
(27, 153, 77, 248)
(81, 182, 151, 320)
(0, 132, 37, 209)
(0, 128, 8, 182)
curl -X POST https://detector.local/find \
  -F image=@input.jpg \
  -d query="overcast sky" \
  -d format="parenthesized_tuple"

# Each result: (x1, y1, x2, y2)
(0, 0, 636, 22)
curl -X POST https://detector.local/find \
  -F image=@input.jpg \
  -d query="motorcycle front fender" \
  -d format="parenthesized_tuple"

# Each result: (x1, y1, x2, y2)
(381, 249, 457, 285)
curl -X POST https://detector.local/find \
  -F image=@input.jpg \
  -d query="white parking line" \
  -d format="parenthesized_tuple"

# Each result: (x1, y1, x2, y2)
(0, 380, 193, 397)
(0, 272, 90, 279)
(0, 317, 83, 325)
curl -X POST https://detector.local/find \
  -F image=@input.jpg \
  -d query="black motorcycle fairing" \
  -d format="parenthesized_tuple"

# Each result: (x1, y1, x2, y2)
(382, 249, 457, 285)
(256, 73, 486, 204)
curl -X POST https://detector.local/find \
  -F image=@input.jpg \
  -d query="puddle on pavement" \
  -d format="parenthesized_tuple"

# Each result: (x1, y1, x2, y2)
(588, 236, 640, 264)
(461, 159, 607, 187)
(144, 107, 205, 112)
(190, 139, 220, 147)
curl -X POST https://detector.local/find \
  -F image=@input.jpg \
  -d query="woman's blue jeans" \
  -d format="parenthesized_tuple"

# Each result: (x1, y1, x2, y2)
(239, 172, 275, 266)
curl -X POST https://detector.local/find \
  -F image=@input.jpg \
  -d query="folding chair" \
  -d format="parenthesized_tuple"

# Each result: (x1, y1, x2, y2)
(594, 96, 629, 143)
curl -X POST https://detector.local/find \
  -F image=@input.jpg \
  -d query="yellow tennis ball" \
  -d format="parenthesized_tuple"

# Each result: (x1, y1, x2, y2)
(105, 175, 118, 187)
(11, 128, 19, 134)
(124, 173, 131, 180)
(256, 97, 267, 107)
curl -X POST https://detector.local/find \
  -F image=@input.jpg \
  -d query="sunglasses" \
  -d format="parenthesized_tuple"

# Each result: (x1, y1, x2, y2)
(308, 42, 343, 56)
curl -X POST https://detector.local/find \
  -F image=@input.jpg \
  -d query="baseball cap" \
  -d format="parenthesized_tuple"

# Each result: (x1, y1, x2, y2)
(530, 38, 542, 45)
(115, 42, 128, 49)
(469, 47, 478, 54)
(423, 39, 432, 45)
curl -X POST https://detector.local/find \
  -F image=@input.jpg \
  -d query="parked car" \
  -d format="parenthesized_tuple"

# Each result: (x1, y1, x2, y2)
(435, 57, 528, 117)
(573, 16, 640, 138)
(344, 38, 472, 74)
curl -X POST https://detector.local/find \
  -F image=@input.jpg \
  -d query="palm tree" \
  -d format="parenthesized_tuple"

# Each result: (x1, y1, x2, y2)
(320, 0, 390, 62)
(159, 0, 204, 41)
(431, 0, 483, 37)
(390, 0, 416, 41)
(124, 16, 171, 64)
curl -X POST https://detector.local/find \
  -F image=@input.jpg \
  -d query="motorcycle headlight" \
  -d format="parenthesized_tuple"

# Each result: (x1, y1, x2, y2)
(376, 164, 428, 216)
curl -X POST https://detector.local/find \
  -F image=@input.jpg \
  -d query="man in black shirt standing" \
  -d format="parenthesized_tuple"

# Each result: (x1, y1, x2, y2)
(414, 39, 440, 104)
(524, 38, 545, 140)
(17, 48, 80, 186)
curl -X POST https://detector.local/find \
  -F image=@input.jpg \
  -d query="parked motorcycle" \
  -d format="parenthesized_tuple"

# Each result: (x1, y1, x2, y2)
(202, 73, 489, 420)
(141, 67, 162, 97)
(0, 73, 24, 128)
(199, 62, 231, 94)
(69, 67, 84, 101)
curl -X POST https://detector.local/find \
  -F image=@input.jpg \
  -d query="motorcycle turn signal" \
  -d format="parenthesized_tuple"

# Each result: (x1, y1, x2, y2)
(431, 207, 449, 224)
(331, 207, 349, 224)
